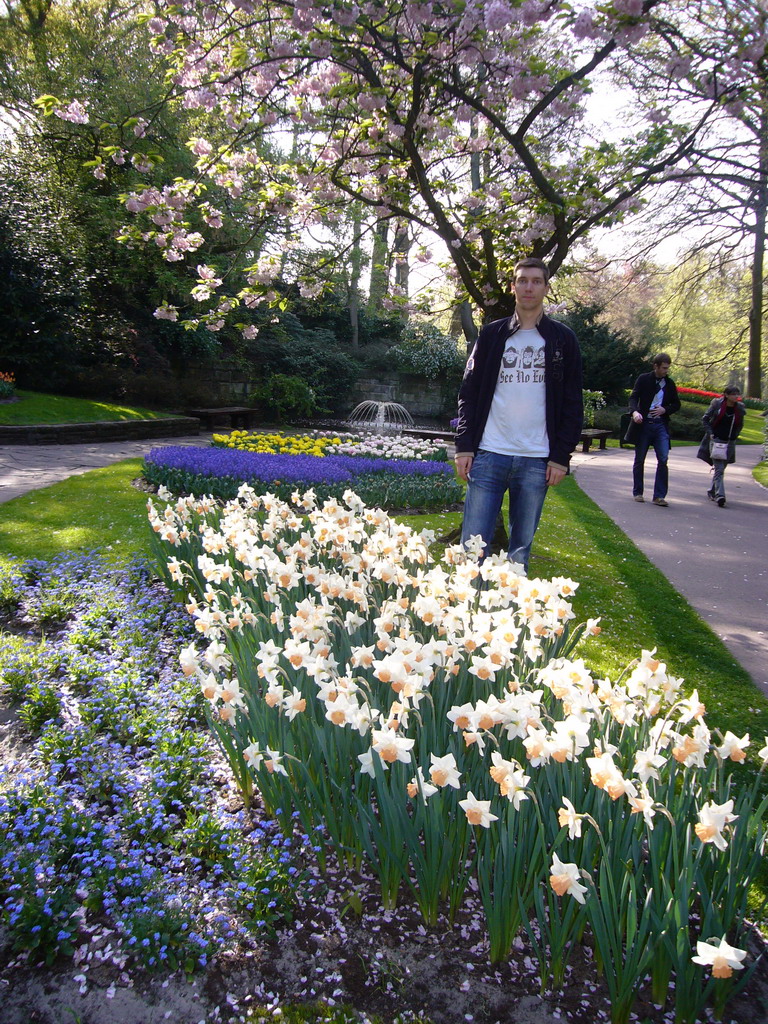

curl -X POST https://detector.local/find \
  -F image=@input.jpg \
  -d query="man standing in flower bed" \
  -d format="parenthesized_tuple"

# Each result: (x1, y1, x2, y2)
(454, 258, 583, 572)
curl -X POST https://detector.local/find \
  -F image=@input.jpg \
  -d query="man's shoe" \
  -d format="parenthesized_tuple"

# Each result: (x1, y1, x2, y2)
(717, 497, 726, 507)
(652, 498, 669, 507)
(707, 489, 716, 501)
(633, 495, 645, 502)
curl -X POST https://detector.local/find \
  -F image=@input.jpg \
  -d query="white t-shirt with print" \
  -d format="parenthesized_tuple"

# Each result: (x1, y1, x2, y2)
(478, 327, 549, 457)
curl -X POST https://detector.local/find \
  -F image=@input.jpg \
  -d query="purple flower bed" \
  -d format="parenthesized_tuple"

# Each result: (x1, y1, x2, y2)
(143, 444, 464, 509)
(146, 446, 454, 484)
(0, 553, 308, 974)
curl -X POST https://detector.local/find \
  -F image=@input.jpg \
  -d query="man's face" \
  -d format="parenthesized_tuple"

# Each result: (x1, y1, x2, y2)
(512, 268, 548, 311)
(654, 361, 671, 378)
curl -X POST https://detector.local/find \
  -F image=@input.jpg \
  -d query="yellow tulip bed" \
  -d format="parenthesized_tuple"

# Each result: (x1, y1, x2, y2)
(212, 430, 343, 457)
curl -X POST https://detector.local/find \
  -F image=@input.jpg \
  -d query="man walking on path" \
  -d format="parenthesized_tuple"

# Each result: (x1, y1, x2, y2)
(626, 353, 680, 507)
(453, 257, 583, 572)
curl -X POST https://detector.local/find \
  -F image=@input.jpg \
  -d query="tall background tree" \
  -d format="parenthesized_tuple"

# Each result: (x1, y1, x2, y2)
(615, 0, 767, 396)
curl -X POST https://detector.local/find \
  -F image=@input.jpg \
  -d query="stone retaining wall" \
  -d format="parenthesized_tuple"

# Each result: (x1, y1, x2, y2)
(0, 417, 201, 445)
(348, 375, 447, 419)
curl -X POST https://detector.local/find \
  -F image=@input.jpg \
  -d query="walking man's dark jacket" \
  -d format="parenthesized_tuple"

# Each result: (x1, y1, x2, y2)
(624, 370, 681, 444)
(454, 313, 583, 471)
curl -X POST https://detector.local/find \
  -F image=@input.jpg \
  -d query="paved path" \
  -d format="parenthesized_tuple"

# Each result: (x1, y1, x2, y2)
(570, 444, 768, 695)
(0, 436, 212, 504)
(1, 436, 766, 693)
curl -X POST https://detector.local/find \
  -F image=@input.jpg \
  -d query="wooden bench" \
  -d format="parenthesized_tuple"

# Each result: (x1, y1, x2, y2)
(187, 406, 255, 431)
(579, 428, 612, 453)
(400, 427, 456, 444)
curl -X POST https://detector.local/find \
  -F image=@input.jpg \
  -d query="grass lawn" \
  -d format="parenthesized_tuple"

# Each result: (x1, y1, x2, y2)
(739, 406, 768, 444)
(0, 390, 172, 424)
(755, 460, 768, 488)
(3, 458, 765, 756)
(0, 459, 150, 562)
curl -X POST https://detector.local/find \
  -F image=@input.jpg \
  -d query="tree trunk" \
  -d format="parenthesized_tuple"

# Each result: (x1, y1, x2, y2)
(747, 94, 767, 398)
(367, 219, 389, 315)
(747, 197, 765, 398)
(348, 205, 363, 348)
(393, 219, 411, 300)
(459, 301, 479, 348)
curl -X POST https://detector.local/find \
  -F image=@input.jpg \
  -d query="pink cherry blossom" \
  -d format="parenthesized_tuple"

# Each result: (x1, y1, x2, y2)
(54, 100, 89, 124)
(153, 304, 179, 320)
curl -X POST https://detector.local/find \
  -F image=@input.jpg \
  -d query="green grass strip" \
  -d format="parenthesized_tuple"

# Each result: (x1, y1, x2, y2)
(0, 459, 151, 562)
(0, 391, 172, 424)
(737, 407, 767, 444)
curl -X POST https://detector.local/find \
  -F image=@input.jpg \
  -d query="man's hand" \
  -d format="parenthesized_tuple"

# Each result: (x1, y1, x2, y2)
(632, 411, 643, 423)
(649, 406, 665, 418)
(546, 464, 566, 487)
(455, 455, 473, 482)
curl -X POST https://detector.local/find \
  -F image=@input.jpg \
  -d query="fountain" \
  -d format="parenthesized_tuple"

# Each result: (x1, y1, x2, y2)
(347, 400, 415, 433)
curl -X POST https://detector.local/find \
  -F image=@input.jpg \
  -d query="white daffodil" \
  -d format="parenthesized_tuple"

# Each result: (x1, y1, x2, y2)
(557, 797, 583, 839)
(628, 784, 656, 829)
(429, 752, 461, 789)
(523, 725, 552, 766)
(716, 731, 750, 763)
(549, 854, 588, 903)
(549, 716, 591, 763)
(282, 688, 307, 720)
(633, 747, 666, 784)
(695, 799, 738, 851)
(203, 638, 231, 672)
(263, 748, 288, 776)
(459, 791, 498, 828)
(371, 726, 415, 765)
(407, 767, 438, 802)
(242, 743, 263, 770)
(358, 750, 380, 777)
(179, 642, 200, 677)
(676, 688, 706, 724)
(692, 936, 747, 978)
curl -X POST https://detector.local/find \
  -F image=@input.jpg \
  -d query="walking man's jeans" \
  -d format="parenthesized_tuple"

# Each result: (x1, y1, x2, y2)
(460, 450, 549, 573)
(632, 419, 670, 501)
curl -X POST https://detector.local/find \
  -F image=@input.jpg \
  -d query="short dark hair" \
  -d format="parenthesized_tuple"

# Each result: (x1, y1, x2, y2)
(652, 353, 672, 367)
(723, 385, 742, 396)
(514, 257, 550, 283)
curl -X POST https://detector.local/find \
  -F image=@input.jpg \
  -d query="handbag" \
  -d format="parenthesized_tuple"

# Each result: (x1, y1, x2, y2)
(708, 403, 735, 461)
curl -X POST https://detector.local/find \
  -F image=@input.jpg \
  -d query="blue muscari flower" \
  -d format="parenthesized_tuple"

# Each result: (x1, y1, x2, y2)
(146, 446, 453, 486)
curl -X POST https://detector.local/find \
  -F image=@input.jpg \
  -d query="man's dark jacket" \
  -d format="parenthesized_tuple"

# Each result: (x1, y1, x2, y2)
(624, 370, 681, 444)
(454, 313, 583, 470)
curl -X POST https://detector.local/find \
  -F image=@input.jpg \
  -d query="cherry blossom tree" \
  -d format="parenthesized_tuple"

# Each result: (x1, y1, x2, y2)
(41, 0, 726, 337)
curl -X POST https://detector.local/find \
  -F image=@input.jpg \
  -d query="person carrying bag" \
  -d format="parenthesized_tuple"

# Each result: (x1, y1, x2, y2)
(696, 385, 745, 508)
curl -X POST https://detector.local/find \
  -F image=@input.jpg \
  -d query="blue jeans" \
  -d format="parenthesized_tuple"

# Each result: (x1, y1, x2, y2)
(632, 419, 670, 500)
(460, 450, 549, 572)
(710, 459, 727, 501)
